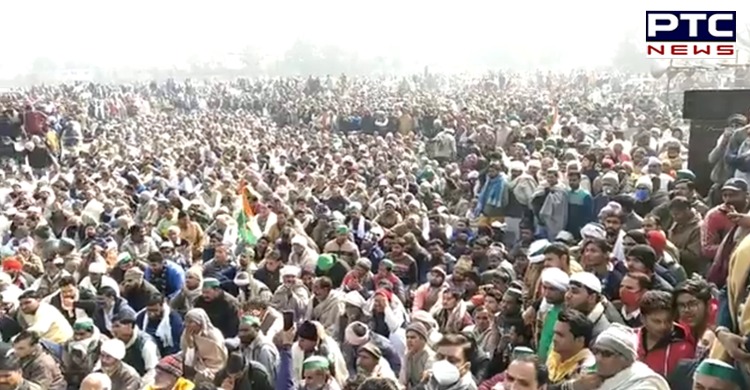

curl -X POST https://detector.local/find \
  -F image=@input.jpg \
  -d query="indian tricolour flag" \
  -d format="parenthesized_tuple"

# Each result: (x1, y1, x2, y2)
(236, 180, 261, 245)
(547, 105, 561, 135)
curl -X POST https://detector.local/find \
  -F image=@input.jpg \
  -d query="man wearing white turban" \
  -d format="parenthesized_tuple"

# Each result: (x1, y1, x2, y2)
(79, 261, 120, 297)
(537, 267, 570, 359)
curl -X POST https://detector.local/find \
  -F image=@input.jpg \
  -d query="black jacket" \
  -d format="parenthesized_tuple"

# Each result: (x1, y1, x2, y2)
(253, 267, 281, 293)
(122, 281, 160, 312)
(471, 347, 491, 383)
(214, 361, 273, 390)
(77, 297, 136, 338)
(195, 292, 240, 338)
(667, 359, 701, 390)
(0, 314, 22, 342)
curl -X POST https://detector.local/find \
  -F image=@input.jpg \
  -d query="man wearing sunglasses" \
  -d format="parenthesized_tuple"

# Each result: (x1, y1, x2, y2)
(591, 323, 669, 390)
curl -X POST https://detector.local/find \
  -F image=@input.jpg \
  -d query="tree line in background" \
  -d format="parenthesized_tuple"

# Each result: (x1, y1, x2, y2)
(16, 41, 406, 85)
(3, 38, 673, 86)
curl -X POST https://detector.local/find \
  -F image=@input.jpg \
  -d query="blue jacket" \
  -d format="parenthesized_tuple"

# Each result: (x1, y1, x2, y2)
(566, 189, 595, 240)
(135, 309, 184, 356)
(77, 297, 136, 338)
(725, 140, 750, 173)
(276, 346, 295, 390)
(144, 260, 185, 299)
(363, 245, 385, 274)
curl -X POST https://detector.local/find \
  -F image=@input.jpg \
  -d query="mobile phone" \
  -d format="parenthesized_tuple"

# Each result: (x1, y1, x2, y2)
(283, 310, 295, 330)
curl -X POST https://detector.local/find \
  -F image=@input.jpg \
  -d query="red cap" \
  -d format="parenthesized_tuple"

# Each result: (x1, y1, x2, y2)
(646, 230, 667, 255)
(2, 257, 22, 272)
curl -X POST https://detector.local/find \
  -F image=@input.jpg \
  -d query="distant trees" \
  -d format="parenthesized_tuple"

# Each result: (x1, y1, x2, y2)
(28, 57, 58, 83)
(273, 40, 397, 76)
(12, 38, 685, 85)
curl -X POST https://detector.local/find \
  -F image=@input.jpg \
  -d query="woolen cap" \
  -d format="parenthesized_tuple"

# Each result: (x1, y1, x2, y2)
(405, 322, 429, 341)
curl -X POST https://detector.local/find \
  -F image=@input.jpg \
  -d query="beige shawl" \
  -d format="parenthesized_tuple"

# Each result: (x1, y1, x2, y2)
(308, 291, 344, 341)
(180, 308, 228, 381)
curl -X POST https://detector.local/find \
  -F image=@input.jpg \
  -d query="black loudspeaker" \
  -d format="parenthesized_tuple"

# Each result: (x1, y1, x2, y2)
(683, 89, 750, 120)
(684, 89, 750, 195)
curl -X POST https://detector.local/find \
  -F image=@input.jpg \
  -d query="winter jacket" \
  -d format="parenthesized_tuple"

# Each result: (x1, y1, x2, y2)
(104, 363, 142, 390)
(0, 314, 21, 341)
(214, 361, 273, 390)
(277, 346, 295, 390)
(19, 347, 66, 390)
(652, 198, 709, 232)
(144, 260, 186, 299)
(342, 332, 402, 376)
(588, 300, 624, 344)
(47, 288, 97, 326)
(122, 281, 161, 312)
(135, 309, 184, 356)
(253, 266, 281, 293)
(637, 323, 696, 378)
(194, 291, 240, 338)
(651, 271, 675, 292)
(276, 345, 341, 390)
(271, 282, 310, 324)
(77, 297, 136, 338)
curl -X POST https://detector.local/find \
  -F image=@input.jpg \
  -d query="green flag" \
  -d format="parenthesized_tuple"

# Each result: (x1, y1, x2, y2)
(236, 210, 257, 245)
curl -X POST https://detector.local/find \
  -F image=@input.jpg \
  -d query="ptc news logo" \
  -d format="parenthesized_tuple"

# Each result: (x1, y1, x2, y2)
(646, 11, 737, 59)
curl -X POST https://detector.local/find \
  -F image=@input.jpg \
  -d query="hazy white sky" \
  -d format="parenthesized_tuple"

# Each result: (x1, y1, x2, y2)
(4, 0, 750, 73)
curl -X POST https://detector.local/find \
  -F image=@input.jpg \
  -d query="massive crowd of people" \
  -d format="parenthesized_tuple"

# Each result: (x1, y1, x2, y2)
(0, 71, 744, 390)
